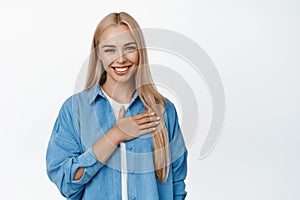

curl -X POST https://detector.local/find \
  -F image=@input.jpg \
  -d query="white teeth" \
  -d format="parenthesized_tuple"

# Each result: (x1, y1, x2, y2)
(114, 67, 128, 72)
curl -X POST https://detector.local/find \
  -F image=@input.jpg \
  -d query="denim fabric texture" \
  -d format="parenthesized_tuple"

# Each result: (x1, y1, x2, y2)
(46, 83, 188, 200)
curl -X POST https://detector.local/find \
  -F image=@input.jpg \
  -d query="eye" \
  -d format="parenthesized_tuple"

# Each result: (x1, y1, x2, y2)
(125, 46, 137, 51)
(104, 49, 115, 53)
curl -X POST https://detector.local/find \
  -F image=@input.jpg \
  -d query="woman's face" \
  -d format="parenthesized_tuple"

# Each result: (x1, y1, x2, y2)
(97, 24, 139, 84)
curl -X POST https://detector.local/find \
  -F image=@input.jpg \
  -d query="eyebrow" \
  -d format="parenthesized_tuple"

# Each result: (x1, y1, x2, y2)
(101, 42, 137, 48)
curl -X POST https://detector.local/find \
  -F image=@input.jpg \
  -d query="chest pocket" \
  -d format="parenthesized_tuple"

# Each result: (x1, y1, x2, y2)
(137, 133, 154, 151)
(126, 133, 155, 173)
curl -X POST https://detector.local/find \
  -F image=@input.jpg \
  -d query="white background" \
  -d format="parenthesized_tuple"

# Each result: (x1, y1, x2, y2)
(0, 0, 299, 199)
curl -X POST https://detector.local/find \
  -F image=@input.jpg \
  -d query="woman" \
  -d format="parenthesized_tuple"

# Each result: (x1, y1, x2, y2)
(46, 12, 187, 200)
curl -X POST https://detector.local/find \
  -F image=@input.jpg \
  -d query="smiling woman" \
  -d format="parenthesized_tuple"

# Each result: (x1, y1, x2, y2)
(46, 12, 188, 200)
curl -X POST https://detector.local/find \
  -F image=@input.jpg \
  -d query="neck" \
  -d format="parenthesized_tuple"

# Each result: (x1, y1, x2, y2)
(101, 80, 136, 104)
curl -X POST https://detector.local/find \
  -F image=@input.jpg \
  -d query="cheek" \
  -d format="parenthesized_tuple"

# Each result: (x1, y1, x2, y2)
(99, 59, 111, 71)
(127, 51, 139, 64)
(101, 55, 115, 66)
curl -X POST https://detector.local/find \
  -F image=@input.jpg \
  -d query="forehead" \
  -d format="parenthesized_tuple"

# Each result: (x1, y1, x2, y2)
(99, 25, 136, 46)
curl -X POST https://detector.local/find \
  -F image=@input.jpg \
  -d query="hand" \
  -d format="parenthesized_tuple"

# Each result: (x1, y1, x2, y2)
(113, 105, 161, 143)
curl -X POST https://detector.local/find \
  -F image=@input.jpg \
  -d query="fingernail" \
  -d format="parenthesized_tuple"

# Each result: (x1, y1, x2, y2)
(153, 127, 156, 130)
(151, 112, 155, 116)
(157, 117, 160, 120)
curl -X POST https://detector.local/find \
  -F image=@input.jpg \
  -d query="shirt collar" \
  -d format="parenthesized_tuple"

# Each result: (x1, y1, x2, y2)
(87, 83, 139, 105)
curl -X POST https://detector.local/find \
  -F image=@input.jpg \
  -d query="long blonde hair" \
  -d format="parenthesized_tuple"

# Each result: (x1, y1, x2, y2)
(85, 12, 170, 183)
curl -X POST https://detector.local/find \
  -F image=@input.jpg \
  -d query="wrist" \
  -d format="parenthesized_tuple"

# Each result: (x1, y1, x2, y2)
(106, 126, 122, 146)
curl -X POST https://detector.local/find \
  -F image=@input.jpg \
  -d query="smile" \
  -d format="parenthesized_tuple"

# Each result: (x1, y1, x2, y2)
(111, 65, 132, 75)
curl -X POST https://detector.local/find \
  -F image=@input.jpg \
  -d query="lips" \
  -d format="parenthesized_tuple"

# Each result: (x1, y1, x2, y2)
(111, 65, 132, 75)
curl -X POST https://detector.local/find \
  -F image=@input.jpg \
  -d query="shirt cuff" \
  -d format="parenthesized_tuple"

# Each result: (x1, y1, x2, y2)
(70, 146, 105, 185)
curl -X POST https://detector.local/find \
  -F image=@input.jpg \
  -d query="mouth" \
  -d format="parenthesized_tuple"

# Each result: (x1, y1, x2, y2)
(111, 65, 132, 75)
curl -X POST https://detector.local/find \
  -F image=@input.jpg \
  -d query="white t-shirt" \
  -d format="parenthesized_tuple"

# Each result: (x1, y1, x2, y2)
(101, 87, 129, 200)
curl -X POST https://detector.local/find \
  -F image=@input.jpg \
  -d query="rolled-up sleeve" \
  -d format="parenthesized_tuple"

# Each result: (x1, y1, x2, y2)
(167, 100, 188, 200)
(46, 97, 104, 199)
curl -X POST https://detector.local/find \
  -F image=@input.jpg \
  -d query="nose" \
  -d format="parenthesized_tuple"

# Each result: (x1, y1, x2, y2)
(116, 52, 126, 64)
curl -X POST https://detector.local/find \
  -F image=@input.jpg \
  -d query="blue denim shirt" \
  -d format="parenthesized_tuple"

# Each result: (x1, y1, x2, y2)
(46, 84, 188, 200)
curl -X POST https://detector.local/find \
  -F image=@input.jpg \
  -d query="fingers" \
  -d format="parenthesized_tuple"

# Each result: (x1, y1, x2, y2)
(136, 115, 160, 125)
(139, 120, 160, 130)
(132, 111, 155, 120)
(138, 125, 160, 135)
(117, 110, 163, 141)
(130, 111, 161, 132)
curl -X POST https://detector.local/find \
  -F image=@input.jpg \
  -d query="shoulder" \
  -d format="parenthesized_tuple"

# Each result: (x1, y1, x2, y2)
(58, 89, 89, 118)
(60, 88, 94, 112)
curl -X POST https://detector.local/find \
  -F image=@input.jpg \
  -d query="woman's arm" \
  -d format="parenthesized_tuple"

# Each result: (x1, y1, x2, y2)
(46, 97, 105, 199)
(71, 105, 162, 181)
(73, 126, 121, 180)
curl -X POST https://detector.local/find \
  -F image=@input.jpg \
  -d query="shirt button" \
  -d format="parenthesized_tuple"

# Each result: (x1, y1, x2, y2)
(87, 159, 91, 165)
(131, 197, 136, 200)
(128, 146, 133, 150)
